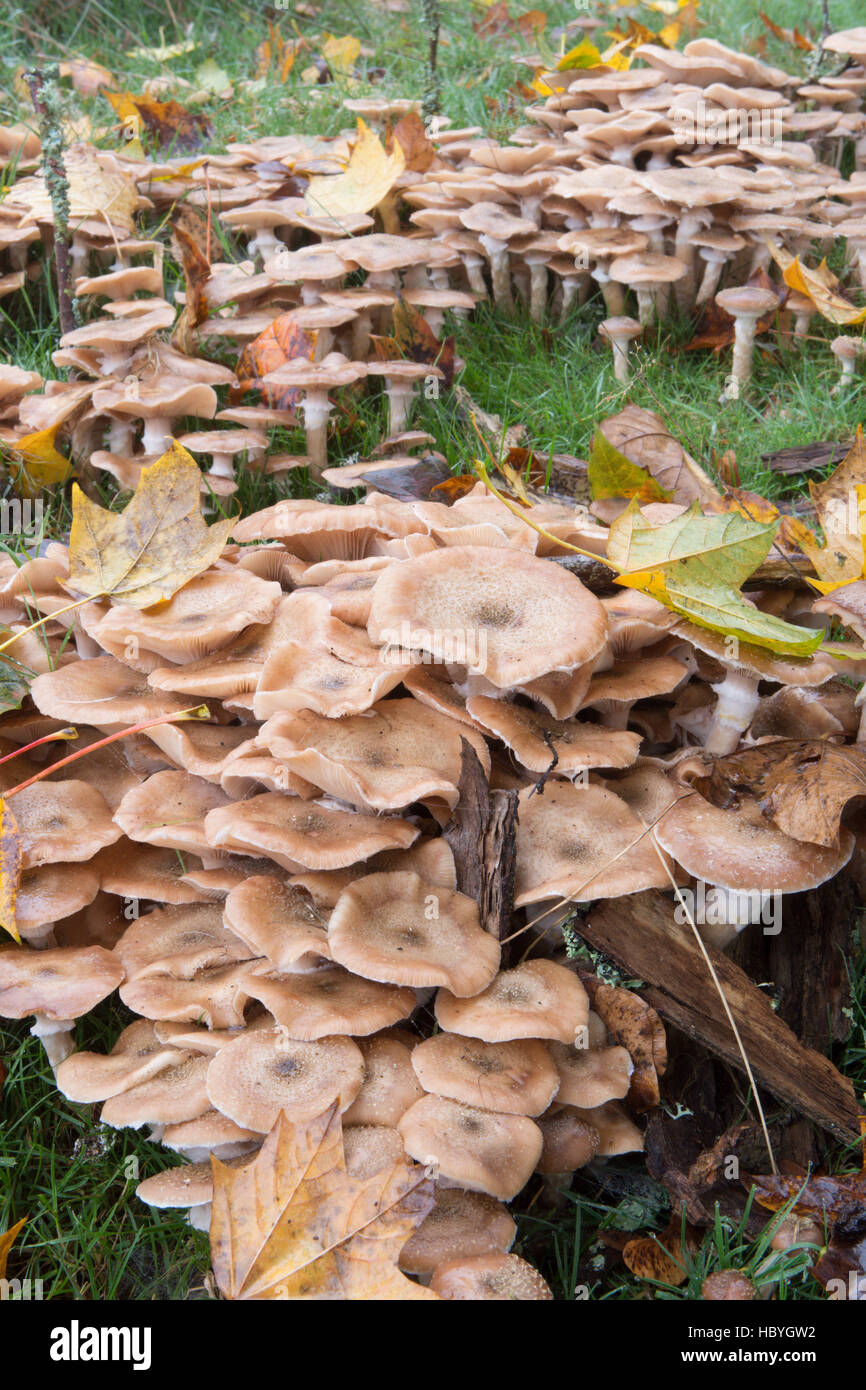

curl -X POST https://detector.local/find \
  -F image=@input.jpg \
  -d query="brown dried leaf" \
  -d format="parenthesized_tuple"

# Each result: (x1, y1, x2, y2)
(622, 1215, 693, 1286)
(598, 406, 720, 507)
(0, 1217, 27, 1280)
(0, 798, 21, 942)
(103, 90, 213, 152)
(386, 111, 435, 173)
(580, 973, 666, 1110)
(231, 315, 316, 413)
(748, 1170, 866, 1232)
(210, 1106, 437, 1299)
(171, 223, 211, 356)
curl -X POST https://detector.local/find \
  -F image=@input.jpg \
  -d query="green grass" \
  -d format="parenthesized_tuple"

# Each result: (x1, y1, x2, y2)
(2, 0, 866, 1300)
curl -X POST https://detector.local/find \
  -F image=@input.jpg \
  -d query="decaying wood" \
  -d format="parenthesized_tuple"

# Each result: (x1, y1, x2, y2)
(579, 889, 859, 1140)
(444, 739, 519, 945)
(762, 439, 850, 475)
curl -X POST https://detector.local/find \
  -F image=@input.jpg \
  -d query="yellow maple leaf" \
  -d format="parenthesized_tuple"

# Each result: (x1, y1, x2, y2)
(1, 424, 73, 498)
(785, 428, 866, 592)
(304, 119, 405, 220)
(0, 796, 21, 942)
(769, 241, 866, 327)
(322, 34, 361, 77)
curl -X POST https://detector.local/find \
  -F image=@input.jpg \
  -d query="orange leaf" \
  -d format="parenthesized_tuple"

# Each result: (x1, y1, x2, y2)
(387, 111, 435, 173)
(171, 222, 211, 356)
(231, 315, 317, 412)
(103, 90, 213, 151)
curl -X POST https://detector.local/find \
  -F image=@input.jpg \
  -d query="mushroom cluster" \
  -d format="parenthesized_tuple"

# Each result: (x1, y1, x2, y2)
(3, 465, 865, 1290)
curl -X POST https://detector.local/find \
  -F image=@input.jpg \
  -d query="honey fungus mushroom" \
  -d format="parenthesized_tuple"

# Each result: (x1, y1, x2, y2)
(206, 1025, 365, 1130)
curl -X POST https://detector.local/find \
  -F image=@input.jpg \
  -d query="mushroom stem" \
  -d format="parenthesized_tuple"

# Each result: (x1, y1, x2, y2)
(528, 263, 548, 323)
(463, 256, 487, 298)
(385, 381, 417, 434)
(695, 255, 726, 307)
(30, 1014, 76, 1070)
(351, 311, 373, 360)
(480, 236, 512, 310)
(107, 418, 135, 454)
(634, 287, 657, 327)
(729, 316, 759, 387)
(299, 389, 333, 478)
(704, 671, 761, 755)
(140, 416, 174, 455)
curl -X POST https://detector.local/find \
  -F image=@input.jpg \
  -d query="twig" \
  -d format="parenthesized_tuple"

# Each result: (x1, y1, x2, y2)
(421, 0, 441, 123)
(24, 64, 79, 338)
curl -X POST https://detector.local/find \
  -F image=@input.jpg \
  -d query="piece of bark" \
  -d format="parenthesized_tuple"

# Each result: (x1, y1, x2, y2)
(444, 739, 519, 945)
(579, 890, 859, 1140)
(762, 440, 849, 475)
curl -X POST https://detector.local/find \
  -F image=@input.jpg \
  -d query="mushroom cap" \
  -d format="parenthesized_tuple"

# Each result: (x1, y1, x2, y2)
(55, 1019, 186, 1102)
(435, 960, 589, 1045)
(343, 1034, 425, 1127)
(411, 1034, 559, 1116)
(466, 698, 641, 774)
(535, 1107, 600, 1173)
(147, 592, 301, 699)
(458, 203, 538, 241)
(558, 228, 649, 260)
(813, 581, 866, 643)
(60, 305, 176, 353)
(31, 654, 194, 730)
(547, 1041, 633, 1108)
(823, 27, 866, 57)
(599, 316, 643, 343)
(136, 1162, 215, 1210)
(654, 792, 854, 894)
(0, 944, 124, 1020)
(430, 1252, 553, 1301)
(223, 875, 330, 972)
(254, 640, 407, 720)
(160, 1109, 262, 1153)
(100, 1053, 212, 1128)
(328, 871, 500, 996)
(290, 837, 456, 908)
(120, 962, 258, 1030)
(332, 233, 436, 273)
(16, 861, 101, 933)
(398, 1095, 543, 1200)
(204, 793, 418, 870)
(674, 621, 835, 686)
(113, 902, 256, 981)
(513, 780, 674, 907)
(368, 547, 607, 688)
(609, 252, 687, 286)
(114, 770, 231, 856)
(206, 1025, 365, 1130)
(232, 496, 423, 558)
(263, 350, 368, 392)
(342, 1124, 407, 1179)
(91, 372, 217, 419)
(14, 781, 121, 867)
(831, 335, 862, 361)
(243, 965, 416, 1039)
(701, 1270, 757, 1301)
(565, 1100, 644, 1155)
(398, 1188, 516, 1276)
(143, 721, 256, 782)
(715, 286, 779, 317)
(176, 429, 267, 456)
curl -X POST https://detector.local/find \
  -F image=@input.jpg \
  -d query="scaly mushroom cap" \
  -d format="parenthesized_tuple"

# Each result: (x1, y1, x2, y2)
(14, 781, 122, 867)
(411, 1035, 559, 1116)
(262, 702, 490, 812)
(31, 655, 193, 731)
(369, 547, 607, 688)
(343, 1125, 407, 1180)
(243, 964, 416, 1039)
(136, 1162, 216, 1211)
(55, 1019, 187, 1102)
(290, 837, 456, 908)
(114, 771, 232, 856)
(566, 1100, 644, 1155)
(398, 1095, 543, 1200)
(100, 1053, 212, 1128)
(204, 794, 418, 870)
(206, 1025, 365, 1130)
(343, 1034, 425, 1127)
(398, 1188, 516, 1276)
(535, 1108, 600, 1173)
(514, 780, 675, 907)
(435, 960, 589, 1045)
(147, 593, 301, 698)
(430, 1252, 553, 1301)
(547, 1042, 633, 1107)
(223, 876, 331, 972)
(232, 497, 424, 559)
(94, 842, 210, 905)
(0, 943, 124, 1020)
(254, 641, 407, 720)
(113, 903, 256, 981)
(654, 792, 855, 894)
(89, 570, 282, 665)
(120, 961, 258, 1029)
(160, 1109, 263, 1154)
(328, 871, 500, 996)
(466, 698, 641, 774)
(16, 862, 101, 934)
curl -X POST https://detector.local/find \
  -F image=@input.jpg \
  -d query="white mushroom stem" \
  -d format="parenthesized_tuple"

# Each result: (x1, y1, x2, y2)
(107, 417, 135, 454)
(674, 214, 706, 310)
(140, 416, 175, 455)
(188, 1203, 213, 1232)
(791, 306, 813, 340)
(727, 313, 763, 392)
(70, 232, 91, 280)
(209, 451, 236, 479)
(559, 273, 588, 319)
(695, 252, 728, 307)
(299, 389, 333, 478)
(633, 285, 660, 327)
(527, 261, 549, 323)
(351, 311, 373, 360)
(385, 379, 418, 434)
(247, 228, 283, 260)
(592, 265, 625, 316)
(30, 1014, 76, 1071)
(704, 670, 761, 755)
(479, 234, 512, 309)
(429, 266, 451, 293)
(462, 254, 488, 298)
(693, 883, 768, 951)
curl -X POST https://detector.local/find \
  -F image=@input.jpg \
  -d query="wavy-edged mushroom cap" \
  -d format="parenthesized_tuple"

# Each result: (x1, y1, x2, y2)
(0, 944, 124, 1020)
(120, 961, 258, 1029)
(243, 965, 416, 1039)
(94, 842, 210, 906)
(514, 780, 674, 907)
(114, 771, 231, 856)
(715, 285, 779, 320)
(411, 1034, 559, 1116)
(223, 876, 330, 972)
(547, 1041, 633, 1108)
(655, 792, 854, 894)
(147, 592, 302, 699)
(204, 793, 418, 869)
(398, 1188, 516, 1276)
(328, 871, 499, 996)
(398, 1095, 542, 1200)
(430, 1252, 553, 1301)
(290, 837, 456, 908)
(435, 960, 589, 1045)
(160, 1109, 262, 1156)
(136, 1162, 215, 1211)
(143, 722, 256, 782)
(100, 1053, 211, 1128)
(343, 1034, 425, 1127)
(14, 781, 122, 867)
(466, 698, 640, 774)
(31, 655, 193, 731)
(55, 1019, 186, 1102)
(113, 903, 256, 981)
(254, 640, 407, 721)
(535, 1108, 600, 1173)
(369, 547, 607, 688)
(16, 862, 101, 934)
(206, 1025, 364, 1130)
(567, 1100, 644, 1155)
(232, 497, 423, 558)
(342, 1124, 406, 1180)
(813, 580, 866, 643)
(262, 702, 490, 812)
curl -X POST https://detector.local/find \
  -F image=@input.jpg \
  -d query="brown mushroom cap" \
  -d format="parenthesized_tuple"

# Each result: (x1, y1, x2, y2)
(369, 547, 608, 688)
(328, 871, 500, 996)
(135, 1162, 215, 1210)
(16, 862, 101, 934)
(430, 1252, 553, 1300)
(223, 876, 330, 972)
(120, 961, 257, 1029)
(114, 771, 231, 856)
(0, 942, 124, 1021)
(547, 1041, 633, 1108)
(435, 960, 589, 1045)
(290, 837, 456, 908)
(398, 1094, 542, 1200)
(466, 697, 640, 774)
(100, 1053, 212, 1128)
(343, 1034, 425, 1127)
(204, 793, 418, 870)
(342, 1124, 407, 1179)
(12, 779, 121, 868)
(206, 1025, 365, 1130)
(113, 902, 256, 981)
(701, 1270, 757, 1301)
(160, 1109, 262, 1155)
(566, 1100, 644, 1155)
(94, 842, 211, 905)
(243, 965, 416, 1039)
(411, 1034, 559, 1116)
(715, 286, 779, 319)
(55, 1019, 187, 1102)
(31, 655, 193, 731)
(398, 1188, 516, 1276)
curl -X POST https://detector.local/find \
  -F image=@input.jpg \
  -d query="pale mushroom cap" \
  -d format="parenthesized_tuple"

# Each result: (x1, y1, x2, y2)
(715, 286, 779, 318)
(0, 943, 124, 1022)
(31, 654, 193, 730)
(465, 697, 641, 774)
(119, 961, 257, 1030)
(430, 1252, 553, 1300)
(411, 1034, 559, 1116)
(565, 1100, 644, 1155)
(243, 965, 416, 1039)
(599, 316, 643, 343)
(55, 1019, 186, 1103)
(114, 770, 231, 856)
(398, 1188, 516, 1276)
(328, 871, 500, 996)
(368, 547, 608, 688)
(136, 1162, 215, 1210)
(204, 793, 419, 870)
(398, 1094, 543, 1200)
(222, 875, 330, 973)
(343, 1034, 425, 1127)
(206, 1025, 365, 1130)
(112, 903, 255, 982)
(535, 1107, 600, 1173)
(16, 861, 100, 932)
(547, 1041, 633, 1108)
(609, 253, 687, 285)
(459, 203, 539, 240)
(435, 960, 589, 1045)
(160, 1109, 262, 1153)
(342, 1124, 407, 1180)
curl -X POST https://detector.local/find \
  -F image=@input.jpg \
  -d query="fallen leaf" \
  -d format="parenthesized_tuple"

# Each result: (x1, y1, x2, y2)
(64, 442, 234, 609)
(769, 243, 866, 327)
(386, 111, 435, 174)
(171, 222, 212, 356)
(304, 119, 405, 219)
(786, 428, 866, 591)
(430, 474, 478, 502)
(59, 59, 116, 97)
(231, 315, 316, 413)
(0, 797, 21, 942)
(623, 1215, 692, 1286)
(589, 428, 673, 504)
(597, 407, 720, 508)
(103, 90, 213, 152)
(703, 487, 780, 524)
(694, 740, 866, 849)
(759, 10, 813, 50)
(195, 59, 232, 95)
(8, 144, 137, 233)
(210, 1106, 437, 1299)
(0, 658, 30, 716)
(0, 1217, 26, 1278)
(748, 1170, 865, 1233)
(580, 973, 666, 1111)
(0, 424, 73, 498)
(321, 34, 361, 77)
(371, 295, 456, 386)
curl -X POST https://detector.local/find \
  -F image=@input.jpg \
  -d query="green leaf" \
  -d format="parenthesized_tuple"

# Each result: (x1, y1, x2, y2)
(588, 431, 672, 504)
